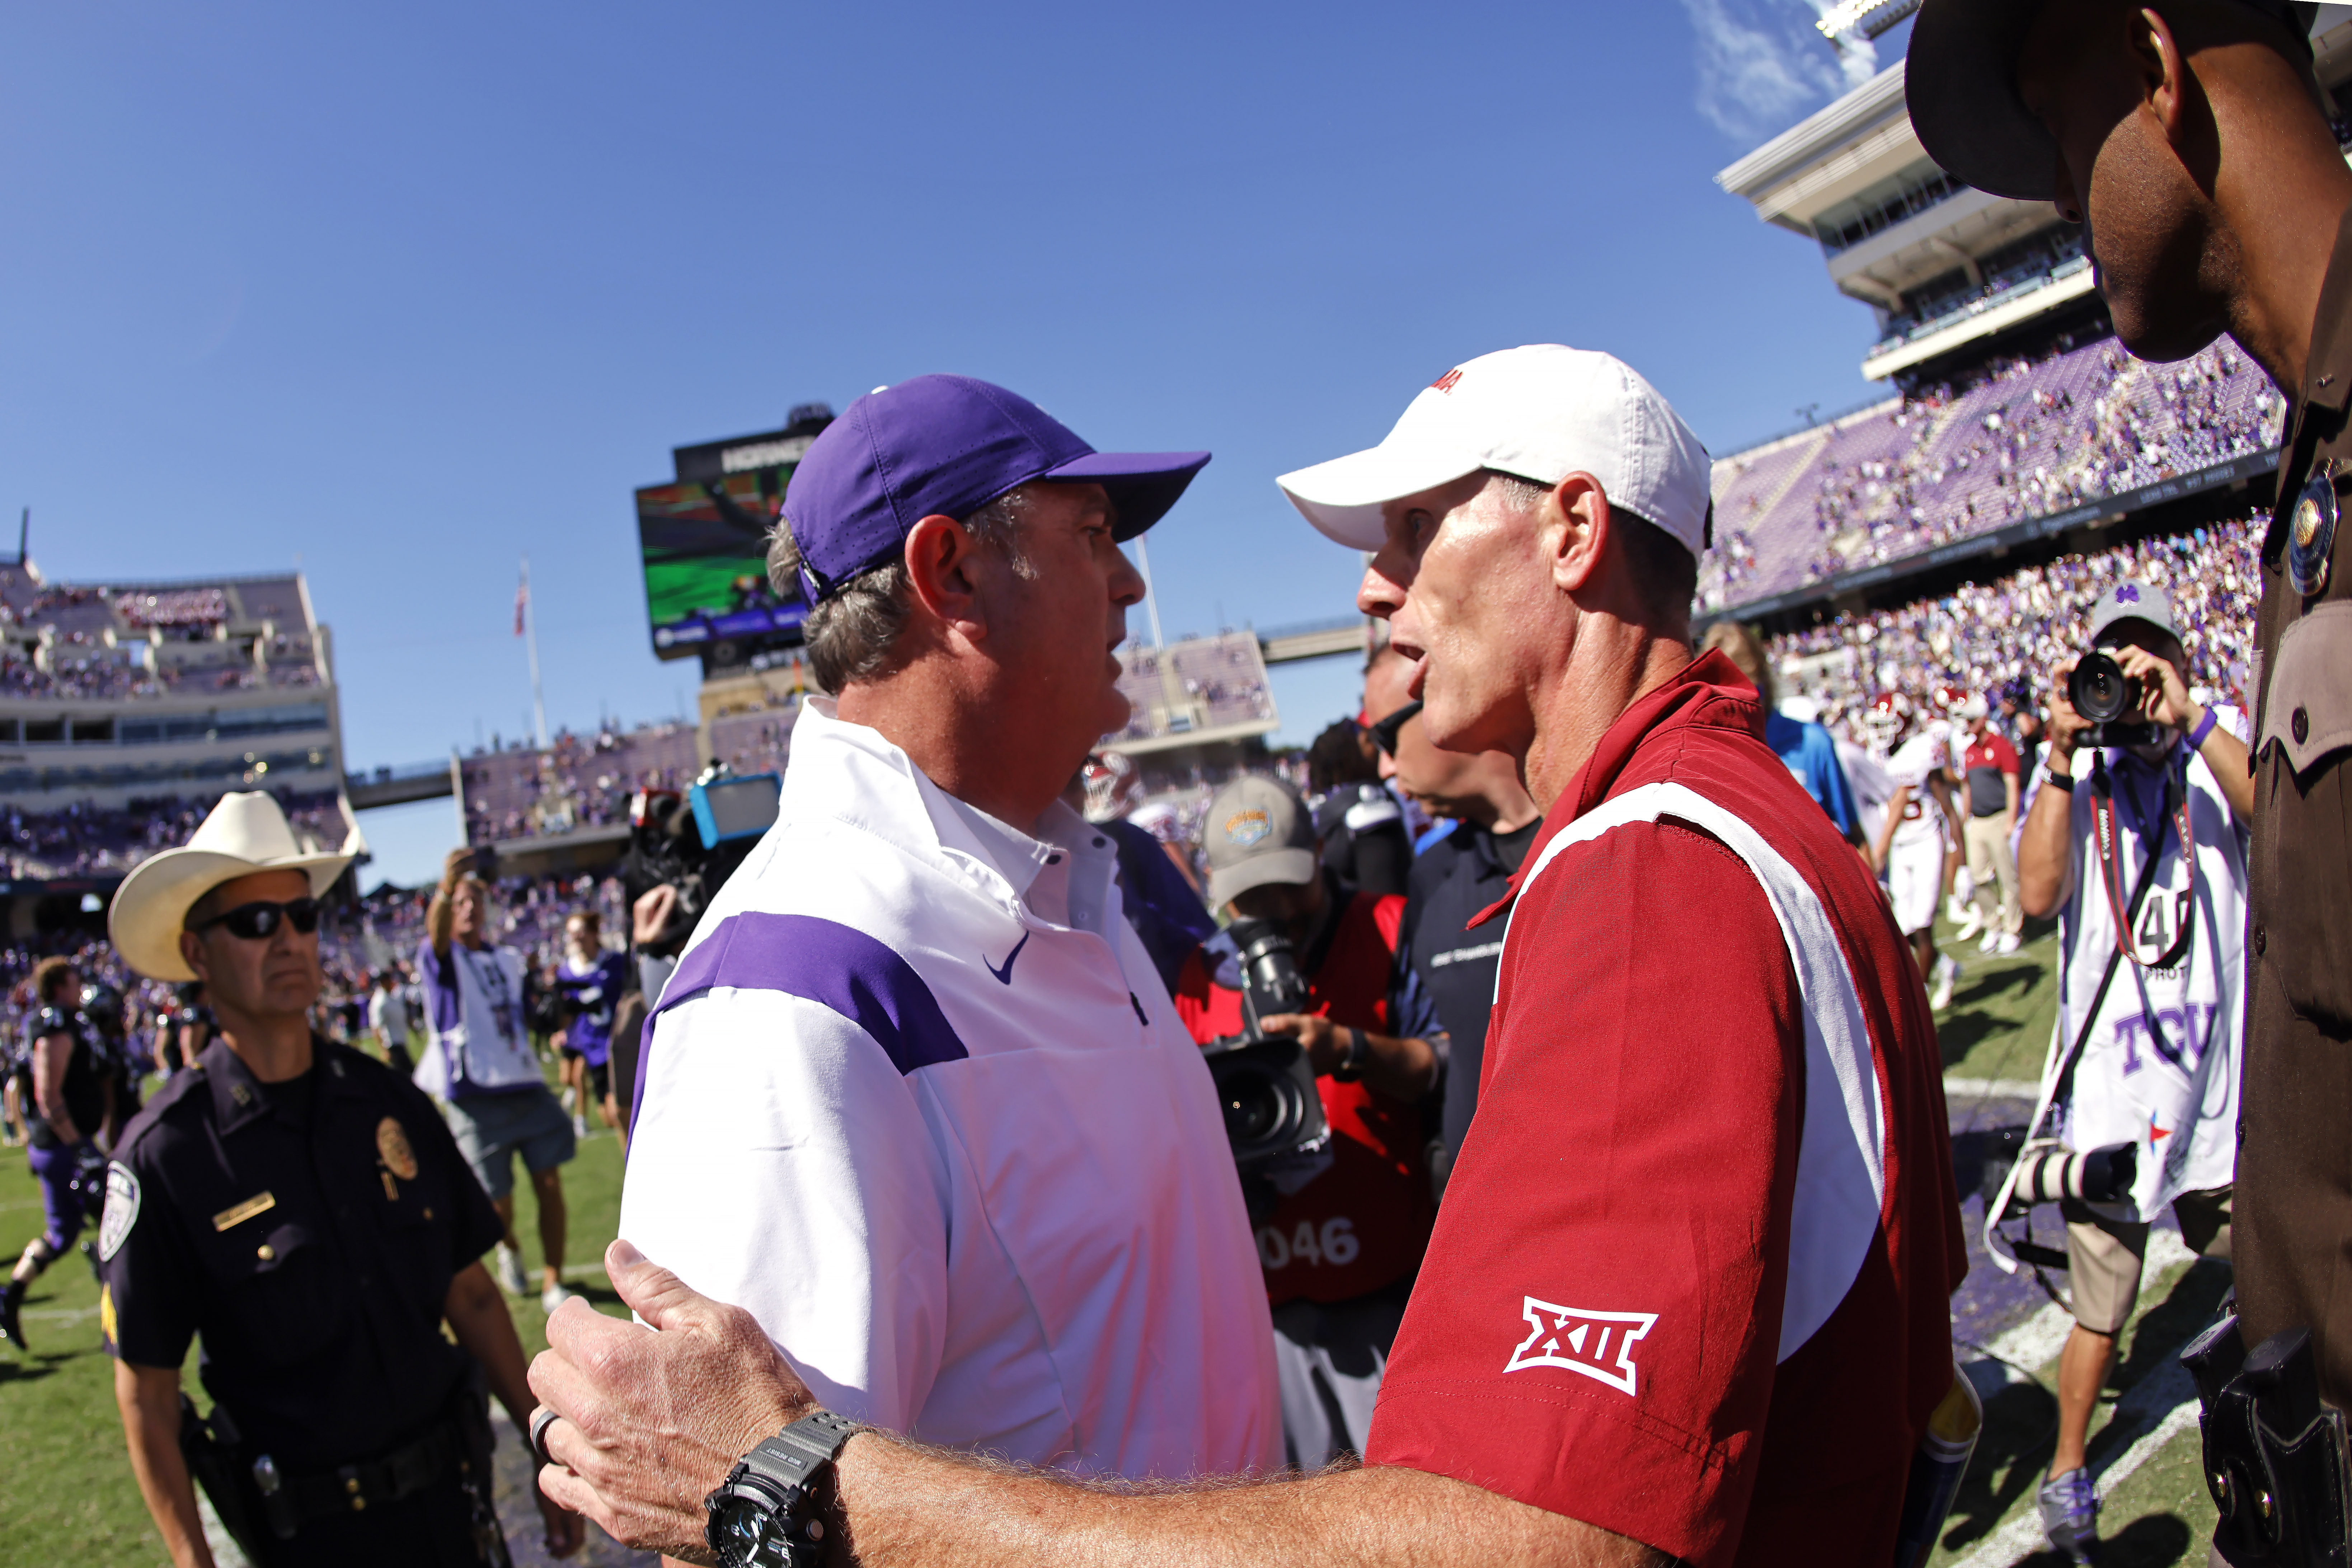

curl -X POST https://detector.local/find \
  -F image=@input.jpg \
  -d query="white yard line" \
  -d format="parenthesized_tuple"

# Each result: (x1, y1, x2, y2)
(1945, 1078, 2042, 1100)
(1949, 1227, 2206, 1568)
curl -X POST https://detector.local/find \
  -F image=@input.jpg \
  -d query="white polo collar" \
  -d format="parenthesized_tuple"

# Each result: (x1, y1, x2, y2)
(786, 698, 1119, 938)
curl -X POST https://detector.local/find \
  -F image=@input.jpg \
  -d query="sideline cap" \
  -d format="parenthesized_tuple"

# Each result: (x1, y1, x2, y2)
(2088, 580, 2182, 646)
(782, 375, 1210, 602)
(1202, 775, 1318, 908)
(1907, 0, 2315, 202)
(1275, 345, 1714, 558)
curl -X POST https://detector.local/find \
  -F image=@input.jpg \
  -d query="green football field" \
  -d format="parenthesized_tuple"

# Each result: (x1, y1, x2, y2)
(0, 923, 2228, 1565)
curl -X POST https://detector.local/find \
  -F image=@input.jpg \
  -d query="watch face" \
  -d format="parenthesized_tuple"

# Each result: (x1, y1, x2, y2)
(713, 1496, 779, 1567)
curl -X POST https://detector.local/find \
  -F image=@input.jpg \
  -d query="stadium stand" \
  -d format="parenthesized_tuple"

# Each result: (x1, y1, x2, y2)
(0, 788, 350, 883)
(1701, 333, 2282, 612)
(457, 722, 700, 844)
(1763, 515, 2263, 732)
(1109, 631, 1277, 746)
(706, 704, 797, 779)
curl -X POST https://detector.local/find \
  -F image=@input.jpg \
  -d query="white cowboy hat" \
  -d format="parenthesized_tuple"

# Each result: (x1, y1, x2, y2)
(108, 791, 353, 981)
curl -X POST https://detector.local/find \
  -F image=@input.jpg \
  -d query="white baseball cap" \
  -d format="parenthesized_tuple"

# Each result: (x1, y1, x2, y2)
(1275, 345, 1714, 557)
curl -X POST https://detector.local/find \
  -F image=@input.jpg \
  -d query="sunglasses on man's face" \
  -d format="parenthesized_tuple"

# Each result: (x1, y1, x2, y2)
(1368, 699, 1424, 757)
(196, 896, 321, 942)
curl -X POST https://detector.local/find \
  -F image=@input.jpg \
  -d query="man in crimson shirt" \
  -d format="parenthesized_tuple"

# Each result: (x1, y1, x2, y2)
(527, 347, 1967, 1568)
(1173, 774, 1441, 1469)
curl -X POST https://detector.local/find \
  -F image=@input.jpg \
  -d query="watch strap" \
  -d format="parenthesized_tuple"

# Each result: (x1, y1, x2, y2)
(2043, 764, 2076, 793)
(747, 1409, 860, 1496)
(2187, 707, 2220, 750)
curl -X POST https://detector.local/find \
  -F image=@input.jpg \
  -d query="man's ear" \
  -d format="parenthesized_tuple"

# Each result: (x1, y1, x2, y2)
(901, 515, 989, 644)
(1540, 472, 1612, 596)
(2131, 5, 2194, 146)
(178, 930, 210, 985)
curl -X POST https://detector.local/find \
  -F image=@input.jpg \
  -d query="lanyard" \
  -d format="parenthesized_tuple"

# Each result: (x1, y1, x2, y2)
(2087, 750, 2196, 970)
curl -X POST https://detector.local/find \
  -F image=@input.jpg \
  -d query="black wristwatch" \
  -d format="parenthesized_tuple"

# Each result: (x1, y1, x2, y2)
(704, 1409, 860, 1568)
(1330, 1025, 1367, 1083)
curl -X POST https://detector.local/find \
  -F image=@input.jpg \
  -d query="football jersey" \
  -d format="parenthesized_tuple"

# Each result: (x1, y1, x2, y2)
(1885, 731, 1949, 851)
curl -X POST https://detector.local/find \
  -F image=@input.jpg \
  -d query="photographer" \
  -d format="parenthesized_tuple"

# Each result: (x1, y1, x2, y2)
(419, 849, 578, 1314)
(1171, 774, 1440, 1467)
(616, 375, 1277, 1477)
(2013, 582, 2251, 1562)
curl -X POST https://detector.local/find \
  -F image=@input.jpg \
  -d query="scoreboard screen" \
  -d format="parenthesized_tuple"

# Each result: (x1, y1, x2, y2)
(636, 412, 831, 662)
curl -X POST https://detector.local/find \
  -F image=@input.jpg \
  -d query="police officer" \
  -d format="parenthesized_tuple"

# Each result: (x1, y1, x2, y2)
(97, 791, 583, 1567)
(0, 955, 112, 1351)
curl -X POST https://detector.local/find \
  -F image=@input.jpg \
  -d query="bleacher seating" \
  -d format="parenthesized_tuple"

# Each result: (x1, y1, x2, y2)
(1767, 516, 2264, 733)
(1701, 334, 2283, 611)
(708, 705, 797, 779)
(1110, 632, 1277, 744)
(459, 722, 700, 844)
(0, 788, 349, 882)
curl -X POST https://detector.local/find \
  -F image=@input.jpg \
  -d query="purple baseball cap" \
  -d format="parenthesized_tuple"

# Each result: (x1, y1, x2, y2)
(781, 374, 1210, 602)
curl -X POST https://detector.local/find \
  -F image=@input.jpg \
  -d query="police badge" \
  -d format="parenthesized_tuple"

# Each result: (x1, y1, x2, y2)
(98, 1163, 140, 1262)
(376, 1117, 419, 1180)
(2289, 463, 2337, 597)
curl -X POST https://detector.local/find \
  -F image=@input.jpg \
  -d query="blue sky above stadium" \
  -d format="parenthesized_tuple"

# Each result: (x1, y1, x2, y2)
(4, 0, 1923, 885)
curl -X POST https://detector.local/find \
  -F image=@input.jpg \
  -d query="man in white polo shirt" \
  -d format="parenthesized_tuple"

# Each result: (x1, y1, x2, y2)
(616, 375, 1279, 1479)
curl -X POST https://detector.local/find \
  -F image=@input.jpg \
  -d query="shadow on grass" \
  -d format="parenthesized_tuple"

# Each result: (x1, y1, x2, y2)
(2013, 1511, 2195, 1565)
(1941, 1371, 2062, 1551)
(0, 1355, 57, 1384)
(2117, 1258, 2232, 1392)
(1939, 979, 2045, 1067)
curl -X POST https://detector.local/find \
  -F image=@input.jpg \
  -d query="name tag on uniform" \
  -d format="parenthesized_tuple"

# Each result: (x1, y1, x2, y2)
(212, 1192, 276, 1232)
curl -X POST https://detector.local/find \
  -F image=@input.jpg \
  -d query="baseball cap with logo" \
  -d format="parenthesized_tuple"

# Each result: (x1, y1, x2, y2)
(781, 375, 1210, 603)
(1202, 775, 1319, 908)
(1274, 345, 1714, 558)
(2088, 581, 2183, 647)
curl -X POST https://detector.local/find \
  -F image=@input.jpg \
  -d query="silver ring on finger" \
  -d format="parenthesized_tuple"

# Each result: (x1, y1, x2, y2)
(530, 1406, 564, 1469)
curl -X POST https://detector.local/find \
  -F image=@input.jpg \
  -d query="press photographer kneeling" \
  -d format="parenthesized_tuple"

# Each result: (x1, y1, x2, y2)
(1172, 775, 1440, 1470)
(2008, 581, 2253, 1563)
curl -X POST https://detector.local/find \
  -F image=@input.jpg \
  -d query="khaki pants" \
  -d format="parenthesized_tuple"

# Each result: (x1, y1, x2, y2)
(2063, 1186, 2233, 1334)
(1964, 813, 2022, 938)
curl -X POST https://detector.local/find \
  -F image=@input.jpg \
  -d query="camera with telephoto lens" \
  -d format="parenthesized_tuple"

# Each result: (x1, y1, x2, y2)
(622, 764, 783, 957)
(2067, 650, 2163, 748)
(1201, 919, 1331, 1217)
(1991, 1137, 2139, 1220)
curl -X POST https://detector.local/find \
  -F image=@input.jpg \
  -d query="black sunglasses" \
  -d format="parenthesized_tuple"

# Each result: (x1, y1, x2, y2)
(1368, 700, 1424, 757)
(195, 896, 321, 941)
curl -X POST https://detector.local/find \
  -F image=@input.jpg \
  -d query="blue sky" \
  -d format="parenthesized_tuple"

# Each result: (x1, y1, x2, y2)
(5, 0, 1916, 886)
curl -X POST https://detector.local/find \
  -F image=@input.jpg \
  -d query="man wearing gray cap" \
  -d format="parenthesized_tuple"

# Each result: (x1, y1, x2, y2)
(1906, 7, 2352, 1522)
(1173, 774, 1442, 1470)
(2011, 579, 2253, 1560)
(525, 348, 1964, 1568)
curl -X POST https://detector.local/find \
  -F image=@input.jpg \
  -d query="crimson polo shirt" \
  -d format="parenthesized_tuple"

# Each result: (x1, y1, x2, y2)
(1361, 650, 1966, 1568)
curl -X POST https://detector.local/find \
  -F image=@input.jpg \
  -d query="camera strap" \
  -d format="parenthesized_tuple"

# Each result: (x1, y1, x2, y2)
(2086, 750, 2195, 970)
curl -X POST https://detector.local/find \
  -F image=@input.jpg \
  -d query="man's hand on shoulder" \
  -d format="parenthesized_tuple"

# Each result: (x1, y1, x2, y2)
(532, 1240, 812, 1562)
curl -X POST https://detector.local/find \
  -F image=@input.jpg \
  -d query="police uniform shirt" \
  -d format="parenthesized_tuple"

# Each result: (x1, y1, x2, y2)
(2239, 201, 2352, 1410)
(1398, 818, 1539, 1181)
(99, 1037, 504, 1471)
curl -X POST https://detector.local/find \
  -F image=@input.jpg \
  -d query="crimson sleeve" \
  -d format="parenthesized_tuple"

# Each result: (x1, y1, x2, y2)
(1363, 821, 1803, 1567)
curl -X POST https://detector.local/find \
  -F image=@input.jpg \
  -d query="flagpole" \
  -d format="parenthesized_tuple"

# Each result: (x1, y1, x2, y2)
(521, 555, 549, 749)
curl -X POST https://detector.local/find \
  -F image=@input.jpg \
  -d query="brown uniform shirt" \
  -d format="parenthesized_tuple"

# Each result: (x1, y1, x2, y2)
(2238, 203, 2352, 1408)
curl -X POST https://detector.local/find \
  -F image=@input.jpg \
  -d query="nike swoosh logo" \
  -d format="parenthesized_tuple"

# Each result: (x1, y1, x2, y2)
(983, 931, 1031, 986)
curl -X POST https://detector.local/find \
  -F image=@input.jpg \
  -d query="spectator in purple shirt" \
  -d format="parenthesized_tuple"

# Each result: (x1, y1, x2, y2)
(550, 910, 629, 1138)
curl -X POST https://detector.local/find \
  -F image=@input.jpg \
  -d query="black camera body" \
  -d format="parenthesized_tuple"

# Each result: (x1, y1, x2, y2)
(1201, 919, 1330, 1217)
(2069, 650, 2165, 749)
(622, 766, 777, 958)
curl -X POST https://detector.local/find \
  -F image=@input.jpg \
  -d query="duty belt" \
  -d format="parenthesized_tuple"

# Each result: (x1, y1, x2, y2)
(257, 1417, 463, 1537)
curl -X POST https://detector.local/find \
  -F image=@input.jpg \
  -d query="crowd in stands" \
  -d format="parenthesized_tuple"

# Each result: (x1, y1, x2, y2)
(460, 721, 700, 843)
(1110, 632, 1278, 745)
(0, 789, 348, 882)
(1703, 332, 2281, 611)
(1763, 516, 2263, 735)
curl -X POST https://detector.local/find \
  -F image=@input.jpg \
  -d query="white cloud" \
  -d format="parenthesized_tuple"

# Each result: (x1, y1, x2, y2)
(1676, 0, 1861, 144)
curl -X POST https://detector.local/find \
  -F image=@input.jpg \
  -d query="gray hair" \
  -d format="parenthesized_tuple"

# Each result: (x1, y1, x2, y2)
(1477, 469, 1697, 634)
(767, 487, 1037, 694)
